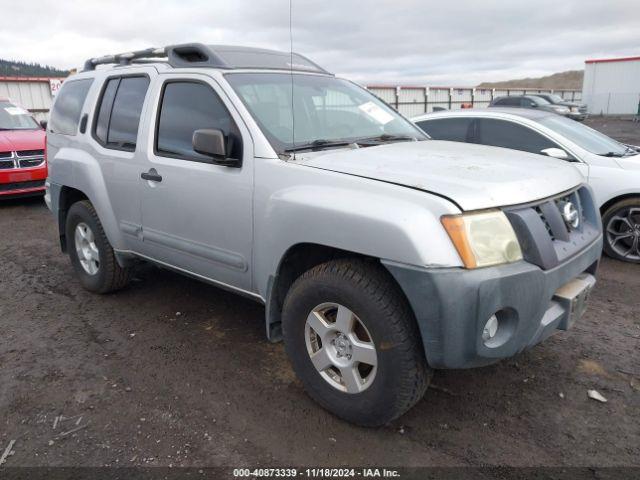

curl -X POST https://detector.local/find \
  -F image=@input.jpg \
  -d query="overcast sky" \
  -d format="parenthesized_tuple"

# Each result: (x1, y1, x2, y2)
(2, 0, 639, 85)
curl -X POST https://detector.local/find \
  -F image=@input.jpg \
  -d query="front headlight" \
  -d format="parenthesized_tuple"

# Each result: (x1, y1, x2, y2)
(441, 210, 523, 269)
(570, 106, 579, 113)
(553, 106, 569, 113)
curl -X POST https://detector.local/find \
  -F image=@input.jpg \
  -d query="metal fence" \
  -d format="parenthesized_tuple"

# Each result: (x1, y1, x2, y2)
(366, 86, 583, 117)
(0, 76, 591, 123)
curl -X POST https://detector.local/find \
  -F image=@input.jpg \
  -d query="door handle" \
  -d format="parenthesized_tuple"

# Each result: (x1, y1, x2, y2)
(79, 114, 88, 134)
(141, 168, 162, 183)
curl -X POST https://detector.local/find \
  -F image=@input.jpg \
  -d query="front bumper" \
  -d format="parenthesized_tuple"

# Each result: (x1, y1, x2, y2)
(383, 235, 602, 369)
(567, 112, 588, 121)
(0, 165, 47, 199)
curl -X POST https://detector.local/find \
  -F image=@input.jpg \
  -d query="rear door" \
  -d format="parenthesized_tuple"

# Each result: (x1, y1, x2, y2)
(137, 74, 254, 292)
(88, 68, 155, 250)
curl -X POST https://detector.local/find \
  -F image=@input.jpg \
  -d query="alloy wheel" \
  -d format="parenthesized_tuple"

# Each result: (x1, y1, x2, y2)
(606, 207, 640, 261)
(74, 222, 100, 275)
(304, 302, 377, 394)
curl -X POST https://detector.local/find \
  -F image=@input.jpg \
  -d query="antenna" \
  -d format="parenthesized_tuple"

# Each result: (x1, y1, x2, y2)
(289, 0, 296, 158)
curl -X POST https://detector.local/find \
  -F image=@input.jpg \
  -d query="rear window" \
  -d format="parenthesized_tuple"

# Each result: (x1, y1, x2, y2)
(416, 118, 473, 142)
(93, 76, 150, 151)
(49, 79, 93, 135)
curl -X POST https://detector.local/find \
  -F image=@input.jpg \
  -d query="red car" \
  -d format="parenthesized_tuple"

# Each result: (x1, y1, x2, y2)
(0, 98, 47, 199)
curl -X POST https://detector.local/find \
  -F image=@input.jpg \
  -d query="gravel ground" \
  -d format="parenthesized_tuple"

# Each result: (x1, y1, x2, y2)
(584, 116, 640, 145)
(0, 118, 639, 469)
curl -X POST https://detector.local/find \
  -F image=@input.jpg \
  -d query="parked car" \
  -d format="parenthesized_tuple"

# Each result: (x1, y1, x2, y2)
(46, 44, 602, 426)
(0, 98, 47, 199)
(413, 108, 640, 263)
(490, 95, 571, 117)
(528, 93, 587, 121)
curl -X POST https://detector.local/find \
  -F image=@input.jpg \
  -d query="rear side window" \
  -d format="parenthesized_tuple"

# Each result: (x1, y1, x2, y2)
(155, 81, 242, 161)
(94, 79, 119, 143)
(49, 79, 93, 135)
(416, 118, 473, 142)
(93, 76, 150, 151)
(476, 119, 557, 155)
(494, 97, 519, 106)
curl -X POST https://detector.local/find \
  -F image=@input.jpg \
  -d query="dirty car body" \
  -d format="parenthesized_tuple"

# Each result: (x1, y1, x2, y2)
(45, 44, 603, 425)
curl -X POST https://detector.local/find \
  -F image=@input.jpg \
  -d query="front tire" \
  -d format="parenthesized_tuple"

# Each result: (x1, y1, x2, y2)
(282, 259, 431, 426)
(65, 200, 131, 293)
(602, 198, 640, 263)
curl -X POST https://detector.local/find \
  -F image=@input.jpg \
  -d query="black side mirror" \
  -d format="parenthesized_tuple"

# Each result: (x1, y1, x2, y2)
(192, 129, 240, 167)
(40, 120, 48, 130)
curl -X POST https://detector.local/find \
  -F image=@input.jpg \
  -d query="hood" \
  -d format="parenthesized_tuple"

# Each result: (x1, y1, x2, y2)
(0, 129, 45, 153)
(558, 101, 585, 108)
(616, 153, 640, 170)
(295, 140, 584, 211)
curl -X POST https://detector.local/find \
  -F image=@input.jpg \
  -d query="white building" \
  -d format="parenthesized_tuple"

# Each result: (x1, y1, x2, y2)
(0, 76, 63, 122)
(582, 56, 640, 115)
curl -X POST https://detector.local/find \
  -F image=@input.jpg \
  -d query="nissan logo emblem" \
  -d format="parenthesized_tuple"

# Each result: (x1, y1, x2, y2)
(560, 201, 580, 229)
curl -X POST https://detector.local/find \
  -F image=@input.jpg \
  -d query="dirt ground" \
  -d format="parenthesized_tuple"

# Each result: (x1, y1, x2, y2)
(0, 118, 639, 469)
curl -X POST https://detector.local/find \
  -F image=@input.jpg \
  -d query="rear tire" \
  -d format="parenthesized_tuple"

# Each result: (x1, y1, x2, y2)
(282, 258, 431, 426)
(602, 198, 640, 263)
(65, 200, 131, 293)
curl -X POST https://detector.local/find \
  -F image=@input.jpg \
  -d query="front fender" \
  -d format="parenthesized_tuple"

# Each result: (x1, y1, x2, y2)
(252, 159, 463, 299)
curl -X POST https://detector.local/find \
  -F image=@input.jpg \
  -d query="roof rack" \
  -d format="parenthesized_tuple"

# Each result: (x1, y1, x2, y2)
(82, 43, 332, 75)
(83, 47, 167, 71)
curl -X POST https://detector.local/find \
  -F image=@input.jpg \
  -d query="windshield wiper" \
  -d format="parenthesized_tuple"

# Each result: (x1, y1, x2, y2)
(600, 151, 625, 157)
(283, 134, 419, 153)
(284, 139, 353, 153)
(357, 134, 417, 144)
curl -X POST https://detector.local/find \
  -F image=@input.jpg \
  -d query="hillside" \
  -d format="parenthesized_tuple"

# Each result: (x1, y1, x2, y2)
(0, 59, 68, 78)
(477, 70, 583, 90)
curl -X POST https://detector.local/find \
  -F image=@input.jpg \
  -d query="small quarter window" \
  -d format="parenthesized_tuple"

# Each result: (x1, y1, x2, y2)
(49, 79, 93, 135)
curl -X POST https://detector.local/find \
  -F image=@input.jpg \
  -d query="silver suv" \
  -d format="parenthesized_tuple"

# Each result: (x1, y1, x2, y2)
(45, 44, 603, 426)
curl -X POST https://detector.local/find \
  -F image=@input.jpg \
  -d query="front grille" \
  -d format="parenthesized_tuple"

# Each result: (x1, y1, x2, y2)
(18, 158, 44, 168)
(579, 106, 587, 113)
(16, 149, 45, 157)
(535, 205, 555, 241)
(0, 180, 45, 192)
(0, 151, 45, 170)
(505, 186, 600, 270)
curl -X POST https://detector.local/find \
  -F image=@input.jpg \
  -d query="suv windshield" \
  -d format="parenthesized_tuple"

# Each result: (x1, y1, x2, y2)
(226, 73, 425, 153)
(538, 115, 629, 156)
(0, 101, 40, 130)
